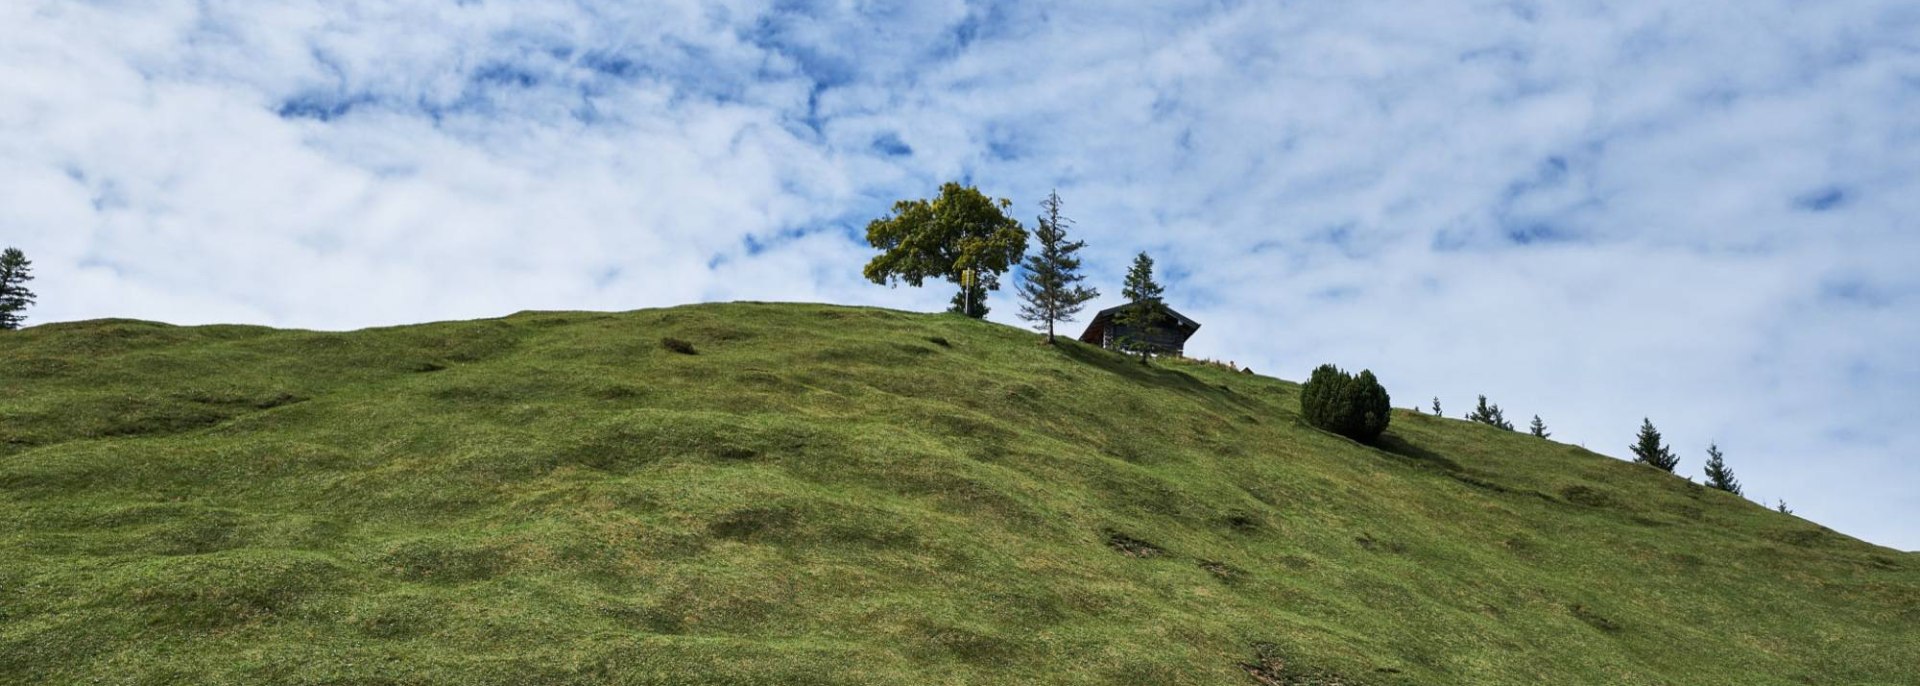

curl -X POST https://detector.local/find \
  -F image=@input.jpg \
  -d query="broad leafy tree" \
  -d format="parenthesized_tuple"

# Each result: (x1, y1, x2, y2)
(1016, 191, 1099, 342)
(1630, 418, 1680, 472)
(1703, 442, 1742, 495)
(863, 182, 1028, 319)
(1113, 251, 1169, 358)
(0, 247, 34, 331)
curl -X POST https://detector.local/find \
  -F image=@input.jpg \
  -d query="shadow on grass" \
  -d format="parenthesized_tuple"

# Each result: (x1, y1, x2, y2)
(1053, 339, 1256, 409)
(1371, 433, 1465, 473)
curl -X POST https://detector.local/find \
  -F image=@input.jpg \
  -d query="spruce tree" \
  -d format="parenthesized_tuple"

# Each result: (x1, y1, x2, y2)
(1431, 397, 1442, 416)
(1629, 418, 1680, 472)
(1016, 191, 1099, 342)
(1702, 442, 1741, 495)
(1528, 415, 1550, 439)
(1467, 395, 1513, 430)
(0, 247, 35, 331)
(1775, 499, 1793, 515)
(1113, 251, 1168, 360)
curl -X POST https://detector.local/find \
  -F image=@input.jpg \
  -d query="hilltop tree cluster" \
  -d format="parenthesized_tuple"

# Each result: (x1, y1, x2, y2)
(865, 186, 1788, 515)
(863, 183, 1174, 356)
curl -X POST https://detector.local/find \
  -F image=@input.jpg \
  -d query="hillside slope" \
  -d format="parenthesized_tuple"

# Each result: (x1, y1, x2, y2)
(1, 303, 1914, 685)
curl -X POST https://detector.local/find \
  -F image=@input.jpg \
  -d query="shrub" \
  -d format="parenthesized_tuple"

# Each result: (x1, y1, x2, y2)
(660, 337, 697, 355)
(1299, 363, 1391, 444)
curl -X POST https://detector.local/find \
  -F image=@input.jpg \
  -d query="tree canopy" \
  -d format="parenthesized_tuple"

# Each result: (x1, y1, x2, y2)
(862, 183, 1027, 319)
(1300, 364, 1392, 444)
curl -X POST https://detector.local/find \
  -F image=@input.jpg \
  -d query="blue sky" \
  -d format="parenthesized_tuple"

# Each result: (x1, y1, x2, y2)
(3, 0, 1916, 550)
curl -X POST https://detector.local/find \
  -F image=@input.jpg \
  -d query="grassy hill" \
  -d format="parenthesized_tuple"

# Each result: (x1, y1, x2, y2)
(1, 302, 1913, 685)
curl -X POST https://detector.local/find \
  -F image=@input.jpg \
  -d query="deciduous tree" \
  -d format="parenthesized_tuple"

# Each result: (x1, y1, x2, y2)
(863, 182, 1028, 319)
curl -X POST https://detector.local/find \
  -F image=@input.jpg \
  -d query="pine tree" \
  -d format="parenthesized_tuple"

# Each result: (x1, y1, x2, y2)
(1431, 397, 1442, 416)
(0, 247, 35, 331)
(1702, 442, 1741, 495)
(1629, 418, 1680, 472)
(1016, 191, 1099, 342)
(1467, 395, 1513, 430)
(1528, 415, 1550, 439)
(1113, 251, 1168, 360)
(1775, 499, 1793, 515)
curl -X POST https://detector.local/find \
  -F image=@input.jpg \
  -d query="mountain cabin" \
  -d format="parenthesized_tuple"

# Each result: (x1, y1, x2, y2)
(1077, 302, 1201, 356)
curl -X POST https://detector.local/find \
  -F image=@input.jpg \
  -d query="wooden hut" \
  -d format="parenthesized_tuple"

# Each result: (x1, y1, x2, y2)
(1077, 302, 1201, 356)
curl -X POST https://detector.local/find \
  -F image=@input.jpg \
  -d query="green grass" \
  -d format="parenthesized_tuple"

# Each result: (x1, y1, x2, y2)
(1, 302, 1914, 685)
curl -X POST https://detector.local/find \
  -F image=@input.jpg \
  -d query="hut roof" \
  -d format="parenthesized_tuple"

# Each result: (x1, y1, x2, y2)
(1076, 302, 1201, 345)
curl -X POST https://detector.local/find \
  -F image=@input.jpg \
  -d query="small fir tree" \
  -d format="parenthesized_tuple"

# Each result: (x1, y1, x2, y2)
(1113, 251, 1169, 360)
(1467, 395, 1514, 430)
(1629, 418, 1680, 472)
(1528, 415, 1550, 439)
(1015, 191, 1099, 342)
(1431, 397, 1442, 416)
(1775, 499, 1793, 515)
(1702, 443, 1742, 495)
(0, 247, 35, 331)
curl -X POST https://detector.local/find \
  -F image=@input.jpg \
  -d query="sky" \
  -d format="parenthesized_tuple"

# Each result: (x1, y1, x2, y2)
(2, 0, 1916, 550)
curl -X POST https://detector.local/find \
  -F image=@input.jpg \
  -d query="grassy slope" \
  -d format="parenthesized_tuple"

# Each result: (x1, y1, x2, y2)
(0, 302, 1913, 686)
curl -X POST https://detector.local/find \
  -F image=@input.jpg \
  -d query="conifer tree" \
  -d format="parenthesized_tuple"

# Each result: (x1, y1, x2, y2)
(1529, 415, 1550, 439)
(1775, 499, 1793, 515)
(1300, 364, 1392, 444)
(0, 247, 35, 331)
(1016, 191, 1099, 342)
(1629, 418, 1680, 472)
(1467, 395, 1514, 430)
(1431, 397, 1442, 416)
(1113, 251, 1168, 360)
(1702, 442, 1741, 495)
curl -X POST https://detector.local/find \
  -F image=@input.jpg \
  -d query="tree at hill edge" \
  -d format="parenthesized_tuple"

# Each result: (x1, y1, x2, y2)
(1630, 418, 1681, 472)
(1703, 443, 1742, 495)
(862, 182, 1028, 319)
(1016, 191, 1098, 342)
(0, 247, 34, 331)
(1113, 251, 1169, 361)
(1467, 395, 1513, 430)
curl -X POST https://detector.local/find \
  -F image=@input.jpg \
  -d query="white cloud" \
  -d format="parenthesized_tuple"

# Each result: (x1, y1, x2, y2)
(2, 0, 1915, 548)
